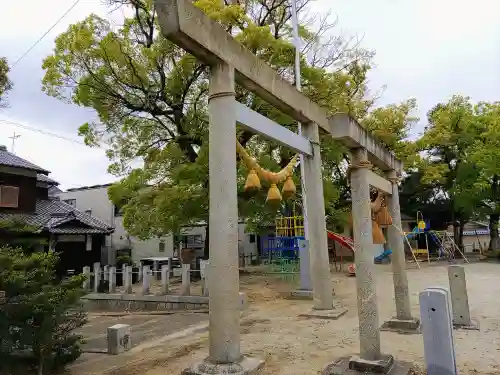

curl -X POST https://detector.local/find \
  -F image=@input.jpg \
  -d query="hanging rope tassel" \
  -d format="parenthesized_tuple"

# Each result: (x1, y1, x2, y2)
(266, 183, 282, 205)
(244, 169, 261, 192)
(281, 175, 296, 200)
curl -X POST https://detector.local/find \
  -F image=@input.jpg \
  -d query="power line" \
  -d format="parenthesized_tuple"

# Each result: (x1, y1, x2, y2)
(0, 119, 86, 145)
(10, 0, 81, 69)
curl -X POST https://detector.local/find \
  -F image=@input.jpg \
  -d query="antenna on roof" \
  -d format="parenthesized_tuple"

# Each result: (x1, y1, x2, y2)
(8, 132, 21, 153)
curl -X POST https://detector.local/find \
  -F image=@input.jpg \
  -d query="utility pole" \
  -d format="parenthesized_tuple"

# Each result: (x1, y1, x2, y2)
(8, 132, 21, 153)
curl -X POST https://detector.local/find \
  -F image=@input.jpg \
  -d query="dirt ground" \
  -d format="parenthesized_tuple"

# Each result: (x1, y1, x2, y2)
(71, 262, 500, 375)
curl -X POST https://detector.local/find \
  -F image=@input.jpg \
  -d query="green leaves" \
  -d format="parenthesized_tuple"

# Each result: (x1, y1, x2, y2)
(0, 56, 12, 108)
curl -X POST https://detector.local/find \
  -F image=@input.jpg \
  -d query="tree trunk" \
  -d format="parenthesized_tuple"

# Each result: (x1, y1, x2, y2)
(452, 220, 460, 250)
(489, 213, 500, 252)
(458, 219, 465, 256)
(203, 224, 210, 259)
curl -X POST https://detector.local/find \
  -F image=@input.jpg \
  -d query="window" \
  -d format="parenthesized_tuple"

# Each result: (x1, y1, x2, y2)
(159, 240, 165, 253)
(0, 186, 19, 208)
(249, 234, 256, 243)
(63, 199, 76, 207)
(85, 209, 92, 215)
(180, 234, 203, 248)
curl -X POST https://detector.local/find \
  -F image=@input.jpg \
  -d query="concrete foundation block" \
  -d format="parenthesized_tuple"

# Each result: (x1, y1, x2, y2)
(299, 305, 347, 320)
(380, 317, 421, 334)
(181, 356, 264, 375)
(107, 324, 131, 355)
(453, 319, 480, 331)
(289, 289, 314, 300)
(323, 355, 412, 374)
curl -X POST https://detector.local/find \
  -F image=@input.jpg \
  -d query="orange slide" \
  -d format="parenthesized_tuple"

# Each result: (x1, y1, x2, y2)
(327, 231, 356, 276)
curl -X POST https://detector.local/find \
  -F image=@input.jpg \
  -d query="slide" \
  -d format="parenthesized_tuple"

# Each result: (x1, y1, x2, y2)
(327, 231, 356, 275)
(374, 248, 392, 263)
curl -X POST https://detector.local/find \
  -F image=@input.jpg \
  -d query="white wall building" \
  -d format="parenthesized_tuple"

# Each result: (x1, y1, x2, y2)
(57, 184, 174, 264)
(57, 184, 260, 266)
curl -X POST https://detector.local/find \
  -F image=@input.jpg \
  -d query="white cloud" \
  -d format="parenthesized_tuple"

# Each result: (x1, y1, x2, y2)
(1, 0, 499, 189)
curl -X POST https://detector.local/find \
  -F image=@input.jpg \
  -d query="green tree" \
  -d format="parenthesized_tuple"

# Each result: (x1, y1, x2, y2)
(0, 57, 12, 108)
(417, 95, 486, 248)
(42, 0, 377, 255)
(468, 102, 500, 252)
(0, 220, 87, 375)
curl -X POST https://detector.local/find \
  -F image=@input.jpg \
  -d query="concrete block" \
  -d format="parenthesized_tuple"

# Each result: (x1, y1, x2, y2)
(323, 356, 412, 374)
(103, 265, 109, 281)
(380, 317, 420, 334)
(419, 288, 458, 375)
(181, 355, 264, 375)
(107, 324, 131, 355)
(289, 289, 314, 300)
(299, 304, 347, 320)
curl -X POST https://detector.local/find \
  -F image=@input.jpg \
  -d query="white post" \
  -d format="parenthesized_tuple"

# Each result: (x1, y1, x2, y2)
(82, 266, 91, 291)
(93, 262, 101, 293)
(419, 288, 458, 375)
(142, 265, 150, 295)
(161, 264, 170, 295)
(180, 264, 191, 296)
(109, 266, 116, 293)
(350, 148, 381, 360)
(208, 62, 240, 363)
(200, 260, 210, 297)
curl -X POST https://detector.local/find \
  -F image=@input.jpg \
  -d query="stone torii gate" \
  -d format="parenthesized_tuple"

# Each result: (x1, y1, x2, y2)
(155, 0, 417, 374)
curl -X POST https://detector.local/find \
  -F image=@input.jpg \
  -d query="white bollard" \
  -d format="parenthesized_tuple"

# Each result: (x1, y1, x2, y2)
(82, 266, 91, 291)
(448, 265, 478, 329)
(419, 288, 458, 375)
(142, 265, 150, 295)
(161, 264, 170, 295)
(107, 324, 131, 355)
(109, 266, 116, 293)
(93, 262, 101, 293)
(180, 264, 191, 296)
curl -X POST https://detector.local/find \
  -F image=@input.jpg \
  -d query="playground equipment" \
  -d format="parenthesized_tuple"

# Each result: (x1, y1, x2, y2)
(404, 212, 469, 264)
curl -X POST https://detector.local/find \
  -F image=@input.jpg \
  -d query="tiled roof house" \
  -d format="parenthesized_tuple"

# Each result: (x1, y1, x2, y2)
(0, 145, 113, 273)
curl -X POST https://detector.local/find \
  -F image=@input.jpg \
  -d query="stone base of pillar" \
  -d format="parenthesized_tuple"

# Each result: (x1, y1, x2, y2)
(299, 303, 347, 320)
(453, 318, 479, 331)
(380, 317, 421, 334)
(289, 289, 313, 300)
(323, 355, 412, 374)
(181, 356, 264, 375)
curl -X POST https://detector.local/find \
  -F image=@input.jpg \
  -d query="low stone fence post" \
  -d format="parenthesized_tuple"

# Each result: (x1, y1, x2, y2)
(161, 264, 170, 295)
(142, 266, 151, 295)
(109, 266, 117, 293)
(180, 264, 191, 296)
(123, 266, 133, 294)
(82, 266, 91, 291)
(93, 262, 101, 293)
(200, 260, 209, 297)
(419, 287, 458, 375)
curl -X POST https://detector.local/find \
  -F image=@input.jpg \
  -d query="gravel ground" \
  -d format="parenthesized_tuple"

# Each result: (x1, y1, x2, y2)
(70, 262, 500, 375)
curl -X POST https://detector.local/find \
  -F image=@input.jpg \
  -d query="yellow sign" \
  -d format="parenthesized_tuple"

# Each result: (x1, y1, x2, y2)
(417, 221, 426, 230)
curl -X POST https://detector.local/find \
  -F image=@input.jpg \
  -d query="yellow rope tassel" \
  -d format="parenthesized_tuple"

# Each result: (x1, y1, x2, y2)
(244, 169, 261, 192)
(282, 176, 296, 200)
(266, 183, 282, 204)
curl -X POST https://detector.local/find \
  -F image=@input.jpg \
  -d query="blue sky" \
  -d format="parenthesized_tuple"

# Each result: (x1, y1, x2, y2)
(0, 0, 499, 189)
